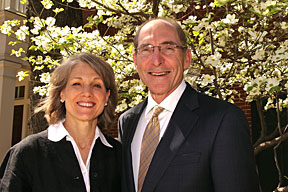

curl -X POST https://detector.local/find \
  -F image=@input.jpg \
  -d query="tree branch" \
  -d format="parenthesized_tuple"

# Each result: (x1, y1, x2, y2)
(274, 186, 288, 192)
(253, 97, 268, 144)
(274, 94, 284, 189)
(254, 130, 288, 156)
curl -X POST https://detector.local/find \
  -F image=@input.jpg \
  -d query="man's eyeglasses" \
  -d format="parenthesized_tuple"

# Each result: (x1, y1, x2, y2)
(136, 44, 187, 56)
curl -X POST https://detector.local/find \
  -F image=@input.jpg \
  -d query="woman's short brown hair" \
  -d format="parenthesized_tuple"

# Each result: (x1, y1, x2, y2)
(35, 52, 118, 130)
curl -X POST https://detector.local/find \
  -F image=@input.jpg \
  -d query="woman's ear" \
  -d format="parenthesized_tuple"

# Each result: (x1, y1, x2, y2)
(60, 91, 65, 102)
(105, 90, 110, 105)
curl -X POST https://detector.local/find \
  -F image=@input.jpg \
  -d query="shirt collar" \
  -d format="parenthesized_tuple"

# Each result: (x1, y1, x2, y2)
(48, 120, 113, 148)
(145, 80, 186, 116)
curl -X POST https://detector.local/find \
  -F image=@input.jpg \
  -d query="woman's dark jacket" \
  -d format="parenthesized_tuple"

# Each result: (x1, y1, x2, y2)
(0, 130, 122, 192)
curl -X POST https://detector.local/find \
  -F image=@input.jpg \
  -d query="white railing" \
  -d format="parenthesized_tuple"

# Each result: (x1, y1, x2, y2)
(0, 0, 26, 14)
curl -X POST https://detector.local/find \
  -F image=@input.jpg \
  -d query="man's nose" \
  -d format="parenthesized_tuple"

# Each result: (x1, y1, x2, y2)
(151, 47, 163, 66)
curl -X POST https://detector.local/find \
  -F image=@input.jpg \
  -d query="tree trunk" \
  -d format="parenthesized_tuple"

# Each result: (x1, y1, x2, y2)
(26, 0, 83, 134)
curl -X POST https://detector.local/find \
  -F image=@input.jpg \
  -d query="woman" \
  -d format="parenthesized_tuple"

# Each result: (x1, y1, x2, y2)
(0, 53, 121, 192)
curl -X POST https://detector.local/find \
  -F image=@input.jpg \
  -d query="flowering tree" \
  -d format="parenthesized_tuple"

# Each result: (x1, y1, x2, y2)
(1, 0, 288, 191)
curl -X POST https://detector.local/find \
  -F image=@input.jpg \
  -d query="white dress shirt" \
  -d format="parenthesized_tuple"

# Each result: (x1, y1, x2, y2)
(48, 120, 113, 192)
(131, 80, 186, 191)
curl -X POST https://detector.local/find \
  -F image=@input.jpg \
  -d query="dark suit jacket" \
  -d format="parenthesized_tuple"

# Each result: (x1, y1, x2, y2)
(0, 130, 121, 192)
(118, 83, 259, 192)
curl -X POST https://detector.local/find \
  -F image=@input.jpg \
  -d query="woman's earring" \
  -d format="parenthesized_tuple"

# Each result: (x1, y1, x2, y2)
(60, 98, 64, 103)
(105, 103, 108, 106)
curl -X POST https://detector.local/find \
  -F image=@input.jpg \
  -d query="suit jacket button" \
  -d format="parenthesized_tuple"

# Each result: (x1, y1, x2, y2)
(73, 176, 80, 180)
(93, 172, 98, 178)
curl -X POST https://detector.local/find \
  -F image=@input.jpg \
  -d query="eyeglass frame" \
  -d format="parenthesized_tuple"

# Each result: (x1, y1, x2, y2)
(135, 42, 187, 56)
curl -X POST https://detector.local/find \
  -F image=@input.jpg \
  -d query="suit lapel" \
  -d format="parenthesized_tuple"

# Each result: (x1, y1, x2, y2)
(127, 100, 147, 145)
(142, 85, 200, 192)
(123, 100, 147, 192)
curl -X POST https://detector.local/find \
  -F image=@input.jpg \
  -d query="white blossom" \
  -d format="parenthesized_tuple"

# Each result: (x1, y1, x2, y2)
(33, 86, 47, 96)
(201, 74, 215, 86)
(183, 16, 197, 24)
(116, 101, 128, 113)
(17, 71, 29, 81)
(41, 0, 54, 9)
(222, 14, 239, 24)
(46, 17, 56, 27)
(252, 48, 265, 60)
(265, 78, 280, 92)
(40, 72, 50, 84)
(285, 82, 288, 90)
(248, 30, 268, 42)
(15, 26, 29, 41)
(128, 95, 143, 107)
(280, 22, 288, 29)
(206, 52, 222, 67)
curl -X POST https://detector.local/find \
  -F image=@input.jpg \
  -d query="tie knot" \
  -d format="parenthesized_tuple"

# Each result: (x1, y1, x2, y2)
(152, 106, 164, 118)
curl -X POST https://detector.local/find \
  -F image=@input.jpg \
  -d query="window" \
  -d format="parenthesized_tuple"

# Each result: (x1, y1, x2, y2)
(15, 85, 25, 99)
(0, 0, 26, 14)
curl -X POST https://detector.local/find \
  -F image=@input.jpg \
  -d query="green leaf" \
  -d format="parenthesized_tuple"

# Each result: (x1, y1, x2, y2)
(193, 31, 200, 36)
(28, 45, 38, 51)
(20, 0, 27, 4)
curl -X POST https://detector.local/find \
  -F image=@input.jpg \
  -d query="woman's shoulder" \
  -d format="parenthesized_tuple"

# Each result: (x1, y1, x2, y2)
(0, 130, 49, 172)
(9, 130, 49, 154)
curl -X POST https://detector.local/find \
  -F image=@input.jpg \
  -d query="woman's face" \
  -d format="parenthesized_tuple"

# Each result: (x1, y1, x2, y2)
(60, 62, 110, 123)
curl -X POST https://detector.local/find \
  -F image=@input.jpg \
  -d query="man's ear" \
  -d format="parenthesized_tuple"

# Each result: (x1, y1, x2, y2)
(133, 53, 137, 69)
(184, 49, 192, 69)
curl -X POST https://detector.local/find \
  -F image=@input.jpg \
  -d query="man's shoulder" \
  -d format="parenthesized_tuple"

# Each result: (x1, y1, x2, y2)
(119, 99, 147, 119)
(184, 83, 241, 112)
(193, 90, 244, 118)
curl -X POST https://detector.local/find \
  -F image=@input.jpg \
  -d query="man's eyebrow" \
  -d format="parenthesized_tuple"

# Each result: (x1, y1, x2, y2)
(138, 43, 152, 48)
(160, 41, 177, 45)
(139, 41, 177, 47)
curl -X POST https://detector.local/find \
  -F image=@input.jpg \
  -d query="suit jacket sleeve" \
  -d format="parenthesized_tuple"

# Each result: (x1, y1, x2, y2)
(0, 141, 32, 192)
(210, 104, 259, 192)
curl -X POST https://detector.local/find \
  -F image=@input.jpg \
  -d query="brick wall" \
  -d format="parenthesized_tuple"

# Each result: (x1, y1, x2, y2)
(233, 84, 253, 138)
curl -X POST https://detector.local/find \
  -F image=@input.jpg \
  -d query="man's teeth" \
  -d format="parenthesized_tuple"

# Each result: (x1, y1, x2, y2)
(78, 103, 94, 107)
(151, 72, 168, 76)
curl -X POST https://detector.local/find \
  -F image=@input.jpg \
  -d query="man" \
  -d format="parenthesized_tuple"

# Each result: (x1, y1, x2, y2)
(118, 17, 259, 192)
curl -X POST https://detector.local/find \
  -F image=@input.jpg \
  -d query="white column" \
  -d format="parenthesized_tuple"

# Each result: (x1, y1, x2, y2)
(0, 9, 28, 162)
(0, 0, 26, 14)
(0, 61, 21, 162)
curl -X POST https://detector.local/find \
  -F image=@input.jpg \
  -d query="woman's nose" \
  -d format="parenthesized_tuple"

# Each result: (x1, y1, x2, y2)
(82, 85, 92, 97)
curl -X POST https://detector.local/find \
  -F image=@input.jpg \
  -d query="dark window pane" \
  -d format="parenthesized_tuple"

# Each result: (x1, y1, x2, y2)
(15, 87, 18, 98)
(12, 105, 23, 145)
(19, 86, 25, 98)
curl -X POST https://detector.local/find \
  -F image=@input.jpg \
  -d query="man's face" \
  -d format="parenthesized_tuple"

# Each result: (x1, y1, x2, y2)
(133, 20, 191, 103)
